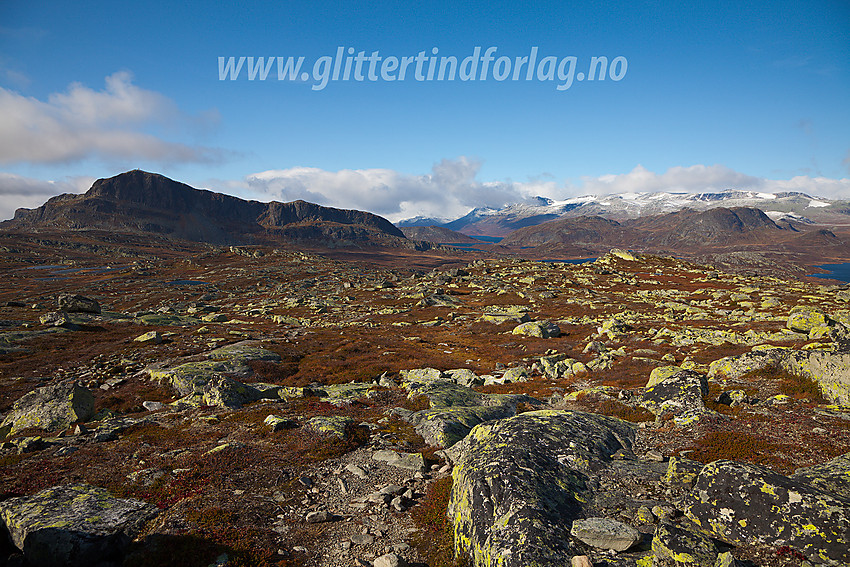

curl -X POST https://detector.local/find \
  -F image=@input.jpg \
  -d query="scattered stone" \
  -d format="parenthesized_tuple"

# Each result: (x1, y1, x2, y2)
(512, 320, 561, 338)
(345, 463, 369, 479)
(305, 415, 354, 439)
(570, 517, 641, 551)
(571, 556, 593, 567)
(142, 400, 165, 411)
(134, 330, 162, 344)
(264, 414, 297, 431)
(640, 370, 708, 424)
(305, 510, 331, 523)
(350, 533, 375, 545)
(787, 308, 829, 334)
(39, 311, 75, 328)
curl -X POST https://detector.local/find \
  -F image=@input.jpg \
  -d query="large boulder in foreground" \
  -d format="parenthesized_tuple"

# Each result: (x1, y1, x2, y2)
(0, 484, 157, 567)
(447, 410, 636, 567)
(685, 460, 850, 565)
(0, 381, 94, 438)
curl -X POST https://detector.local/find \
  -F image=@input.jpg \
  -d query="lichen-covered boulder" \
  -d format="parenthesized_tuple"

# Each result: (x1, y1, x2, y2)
(207, 340, 281, 362)
(0, 381, 94, 438)
(685, 460, 850, 565)
(787, 308, 830, 334)
(305, 415, 353, 439)
(539, 353, 580, 379)
(399, 378, 537, 447)
(202, 375, 261, 408)
(707, 348, 787, 382)
(512, 320, 561, 338)
(790, 451, 850, 502)
(149, 359, 253, 396)
(782, 350, 850, 406)
(651, 519, 718, 566)
(57, 293, 101, 314)
(447, 410, 636, 567)
(446, 368, 483, 387)
(480, 305, 530, 325)
(0, 484, 157, 567)
(400, 367, 444, 383)
(410, 405, 516, 448)
(640, 370, 708, 423)
(647, 366, 685, 388)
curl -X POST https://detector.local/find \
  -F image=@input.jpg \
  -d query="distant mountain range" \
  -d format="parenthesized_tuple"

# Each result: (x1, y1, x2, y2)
(398, 190, 850, 237)
(3, 172, 849, 270)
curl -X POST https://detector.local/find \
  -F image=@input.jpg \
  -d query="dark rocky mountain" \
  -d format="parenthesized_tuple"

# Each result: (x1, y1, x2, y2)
(499, 206, 850, 261)
(400, 225, 482, 244)
(3, 170, 407, 246)
(627, 207, 782, 247)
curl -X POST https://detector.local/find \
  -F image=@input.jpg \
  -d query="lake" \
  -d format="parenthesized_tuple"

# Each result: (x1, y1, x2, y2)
(809, 263, 850, 283)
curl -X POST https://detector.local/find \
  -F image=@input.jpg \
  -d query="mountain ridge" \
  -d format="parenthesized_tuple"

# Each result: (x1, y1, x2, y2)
(4, 170, 408, 247)
(403, 189, 850, 237)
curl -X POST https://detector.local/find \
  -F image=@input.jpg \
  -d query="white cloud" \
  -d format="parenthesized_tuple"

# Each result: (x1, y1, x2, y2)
(245, 157, 539, 222)
(0, 72, 227, 165)
(0, 172, 93, 221)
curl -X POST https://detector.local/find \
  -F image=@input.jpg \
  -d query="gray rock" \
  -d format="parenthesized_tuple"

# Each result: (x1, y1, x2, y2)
(350, 533, 375, 545)
(57, 293, 101, 314)
(264, 414, 297, 431)
(512, 320, 561, 338)
(640, 370, 708, 424)
(372, 450, 426, 472)
(134, 330, 162, 344)
(142, 401, 165, 412)
(570, 517, 641, 551)
(305, 510, 331, 523)
(0, 484, 157, 567)
(0, 381, 94, 438)
(202, 375, 261, 408)
(345, 464, 369, 479)
(374, 553, 406, 567)
(39, 311, 75, 328)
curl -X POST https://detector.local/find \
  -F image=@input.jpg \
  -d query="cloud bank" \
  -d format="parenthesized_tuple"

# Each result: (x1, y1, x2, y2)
(0, 72, 226, 165)
(244, 160, 850, 222)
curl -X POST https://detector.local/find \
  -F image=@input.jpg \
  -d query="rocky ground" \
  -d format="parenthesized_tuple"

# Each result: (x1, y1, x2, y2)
(1, 235, 850, 567)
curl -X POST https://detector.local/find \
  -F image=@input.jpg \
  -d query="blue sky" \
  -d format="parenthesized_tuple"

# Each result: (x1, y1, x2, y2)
(0, 0, 848, 221)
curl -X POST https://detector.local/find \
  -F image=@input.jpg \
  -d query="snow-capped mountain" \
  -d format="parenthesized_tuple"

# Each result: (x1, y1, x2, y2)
(402, 190, 848, 236)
